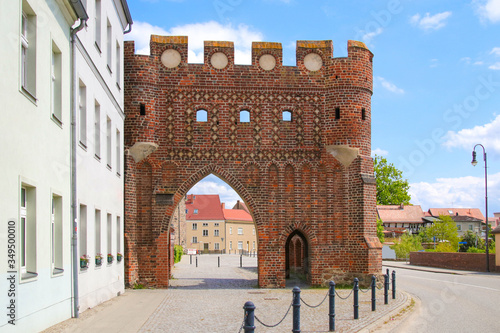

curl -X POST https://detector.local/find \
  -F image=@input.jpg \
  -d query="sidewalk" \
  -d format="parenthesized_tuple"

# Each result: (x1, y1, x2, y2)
(45, 256, 412, 332)
(382, 260, 499, 276)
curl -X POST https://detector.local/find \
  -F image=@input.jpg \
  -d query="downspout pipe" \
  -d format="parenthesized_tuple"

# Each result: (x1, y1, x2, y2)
(69, 0, 88, 319)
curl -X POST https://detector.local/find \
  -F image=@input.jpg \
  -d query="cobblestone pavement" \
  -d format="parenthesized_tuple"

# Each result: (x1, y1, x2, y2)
(139, 254, 409, 333)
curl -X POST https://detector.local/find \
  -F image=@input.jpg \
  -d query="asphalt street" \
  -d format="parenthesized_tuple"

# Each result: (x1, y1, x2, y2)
(384, 265, 500, 333)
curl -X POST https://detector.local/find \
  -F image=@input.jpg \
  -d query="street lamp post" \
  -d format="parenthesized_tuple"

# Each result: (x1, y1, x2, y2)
(471, 144, 489, 272)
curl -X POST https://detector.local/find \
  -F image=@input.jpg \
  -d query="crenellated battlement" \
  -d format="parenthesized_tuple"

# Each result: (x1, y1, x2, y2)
(127, 35, 372, 76)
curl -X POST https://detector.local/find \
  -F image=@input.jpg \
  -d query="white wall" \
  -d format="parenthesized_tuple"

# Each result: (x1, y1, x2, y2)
(74, 0, 128, 312)
(0, 0, 76, 331)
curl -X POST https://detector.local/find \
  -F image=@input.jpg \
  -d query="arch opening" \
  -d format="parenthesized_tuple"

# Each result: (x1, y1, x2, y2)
(285, 230, 309, 283)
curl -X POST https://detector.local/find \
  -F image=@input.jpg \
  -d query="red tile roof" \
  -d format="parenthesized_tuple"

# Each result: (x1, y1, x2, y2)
(223, 208, 253, 222)
(377, 205, 425, 223)
(428, 208, 485, 222)
(232, 200, 250, 214)
(185, 194, 225, 220)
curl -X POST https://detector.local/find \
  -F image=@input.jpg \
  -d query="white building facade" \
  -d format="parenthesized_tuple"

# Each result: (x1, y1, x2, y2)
(74, 0, 132, 312)
(0, 0, 85, 331)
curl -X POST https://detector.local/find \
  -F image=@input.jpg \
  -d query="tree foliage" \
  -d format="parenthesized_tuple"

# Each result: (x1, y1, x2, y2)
(174, 245, 183, 263)
(390, 233, 423, 259)
(459, 230, 484, 252)
(424, 214, 459, 250)
(377, 218, 385, 243)
(373, 155, 411, 205)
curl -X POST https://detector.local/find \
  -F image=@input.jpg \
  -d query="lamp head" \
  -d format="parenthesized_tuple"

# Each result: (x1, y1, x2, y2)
(471, 150, 478, 166)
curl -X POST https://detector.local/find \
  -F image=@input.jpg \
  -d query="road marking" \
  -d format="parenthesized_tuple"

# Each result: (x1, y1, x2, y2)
(402, 275, 500, 292)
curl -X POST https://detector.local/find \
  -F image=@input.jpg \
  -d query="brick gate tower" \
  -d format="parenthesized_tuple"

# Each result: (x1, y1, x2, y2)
(123, 35, 382, 288)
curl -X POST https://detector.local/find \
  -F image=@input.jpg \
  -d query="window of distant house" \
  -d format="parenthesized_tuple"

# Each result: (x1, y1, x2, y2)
(202, 222, 208, 227)
(79, 205, 87, 266)
(106, 116, 112, 168)
(214, 223, 219, 227)
(229, 241, 232, 249)
(106, 19, 112, 72)
(214, 229, 219, 237)
(95, 209, 101, 258)
(21, 4, 37, 99)
(229, 227, 232, 235)
(240, 110, 250, 123)
(185, 209, 188, 214)
(116, 216, 121, 255)
(192, 223, 197, 230)
(469, 224, 473, 230)
(253, 228, 255, 235)
(107, 213, 112, 261)
(282, 110, 292, 121)
(116, 129, 121, 176)
(238, 228, 243, 235)
(203, 230, 208, 236)
(214, 243, 219, 250)
(238, 241, 243, 250)
(457, 225, 461, 231)
(194, 209, 198, 214)
(252, 241, 255, 249)
(115, 41, 121, 89)
(192, 236, 197, 243)
(196, 110, 207, 122)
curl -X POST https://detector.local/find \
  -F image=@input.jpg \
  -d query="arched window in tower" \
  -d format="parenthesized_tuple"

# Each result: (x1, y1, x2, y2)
(196, 109, 207, 122)
(240, 110, 250, 123)
(282, 110, 292, 121)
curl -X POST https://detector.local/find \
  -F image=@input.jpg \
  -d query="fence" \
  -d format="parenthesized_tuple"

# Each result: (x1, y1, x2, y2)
(238, 269, 397, 333)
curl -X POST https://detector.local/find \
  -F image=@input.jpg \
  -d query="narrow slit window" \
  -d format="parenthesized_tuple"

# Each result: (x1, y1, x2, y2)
(196, 110, 207, 122)
(139, 103, 146, 116)
(335, 107, 340, 120)
(282, 110, 292, 121)
(361, 108, 366, 120)
(240, 110, 250, 123)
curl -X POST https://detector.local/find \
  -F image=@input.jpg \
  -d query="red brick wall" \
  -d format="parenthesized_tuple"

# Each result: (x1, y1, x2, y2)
(410, 252, 497, 272)
(124, 36, 381, 288)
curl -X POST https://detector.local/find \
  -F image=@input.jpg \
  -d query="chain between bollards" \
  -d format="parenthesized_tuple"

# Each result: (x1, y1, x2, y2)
(329, 281, 335, 332)
(292, 286, 301, 333)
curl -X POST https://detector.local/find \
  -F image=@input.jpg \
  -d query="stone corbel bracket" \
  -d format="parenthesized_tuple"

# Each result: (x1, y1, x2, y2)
(326, 145, 359, 168)
(127, 142, 159, 163)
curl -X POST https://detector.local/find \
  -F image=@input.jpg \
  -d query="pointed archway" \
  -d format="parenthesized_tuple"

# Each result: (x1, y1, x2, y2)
(285, 230, 309, 282)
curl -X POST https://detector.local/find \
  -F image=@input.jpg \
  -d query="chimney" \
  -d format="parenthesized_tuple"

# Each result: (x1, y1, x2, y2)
(221, 203, 225, 209)
(456, 212, 458, 216)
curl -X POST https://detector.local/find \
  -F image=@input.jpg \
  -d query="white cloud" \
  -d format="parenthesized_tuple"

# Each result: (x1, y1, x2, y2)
(474, 61, 484, 65)
(409, 173, 500, 212)
(188, 175, 242, 209)
(125, 21, 264, 64)
(377, 77, 405, 94)
(442, 115, 500, 154)
(410, 11, 452, 30)
(491, 47, 500, 56)
(430, 58, 439, 68)
(371, 148, 389, 157)
(475, 0, 500, 23)
(490, 62, 500, 70)
(362, 27, 383, 44)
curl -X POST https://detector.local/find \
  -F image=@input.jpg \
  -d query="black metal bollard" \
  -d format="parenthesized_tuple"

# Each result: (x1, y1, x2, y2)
(329, 281, 335, 332)
(218, 256, 220, 267)
(243, 301, 256, 333)
(196, 256, 198, 268)
(392, 270, 396, 299)
(371, 275, 376, 312)
(353, 278, 359, 319)
(240, 254, 242, 268)
(293, 286, 301, 333)
(384, 273, 389, 305)
(190, 254, 192, 265)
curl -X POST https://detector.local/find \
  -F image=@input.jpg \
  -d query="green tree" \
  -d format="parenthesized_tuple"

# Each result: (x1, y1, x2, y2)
(377, 218, 385, 243)
(373, 155, 411, 205)
(425, 214, 460, 250)
(390, 233, 423, 259)
(459, 230, 484, 252)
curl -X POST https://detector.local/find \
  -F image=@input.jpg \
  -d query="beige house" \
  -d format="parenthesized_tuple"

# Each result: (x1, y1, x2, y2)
(184, 195, 256, 254)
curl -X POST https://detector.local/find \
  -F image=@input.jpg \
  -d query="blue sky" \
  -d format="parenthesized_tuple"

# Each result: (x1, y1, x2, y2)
(126, 0, 500, 216)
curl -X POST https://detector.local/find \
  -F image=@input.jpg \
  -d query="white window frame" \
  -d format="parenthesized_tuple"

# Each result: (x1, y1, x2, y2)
(51, 43, 62, 123)
(94, 0, 102, 51)
(51, 194, 63, 274)
(238, 241, 243, 250)
(79, 82, 87, 147)
(20, 6, 36, 98)
(202, 229, 208, 237)
(202, 222, 208, 227)
(229, 241, 232, 249)
(106, 116, 112, 168)
(20, 187, 27, 275)
(214, 229, 219, 237)
(229, 227, 232, 235)
(192, 236, 197, 243)
(214, 243, 220, 250)
(116, 129, 121, 176)
(20, 184, 37, 279)
(238, 228, 243, 235)
(192, 223, 197, 230)
(94, 102, 101, 158)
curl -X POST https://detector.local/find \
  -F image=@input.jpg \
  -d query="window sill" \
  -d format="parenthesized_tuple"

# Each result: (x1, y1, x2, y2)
(21, 271, 38, 281)
(95, 42, 102, 55)
(51, 114, 63, 128)
(79, 141, 87, 151)
(52, 267, 64, 276)
(116, 172, 121, 178)
(95, 154, 101, 162)
(107, 65, 112, 74)
(20, 86, 37, 105)
(107, 164, 112, 171)
(116, 82, 121, 91)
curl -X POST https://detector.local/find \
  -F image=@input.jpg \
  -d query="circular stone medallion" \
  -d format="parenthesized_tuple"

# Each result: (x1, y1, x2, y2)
(161, 49, 181, 68)
(259, 54, 276, 71)
(304, 53, 323, 72)
(211, 52, 229, 69)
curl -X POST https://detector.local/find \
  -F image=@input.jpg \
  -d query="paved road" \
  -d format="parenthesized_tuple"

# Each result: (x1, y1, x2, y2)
(384, 265, 500, 333)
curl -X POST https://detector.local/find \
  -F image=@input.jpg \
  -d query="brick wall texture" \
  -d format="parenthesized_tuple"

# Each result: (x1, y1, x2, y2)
(123, 36, 382, 288)
(410, 252, 497, 272)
